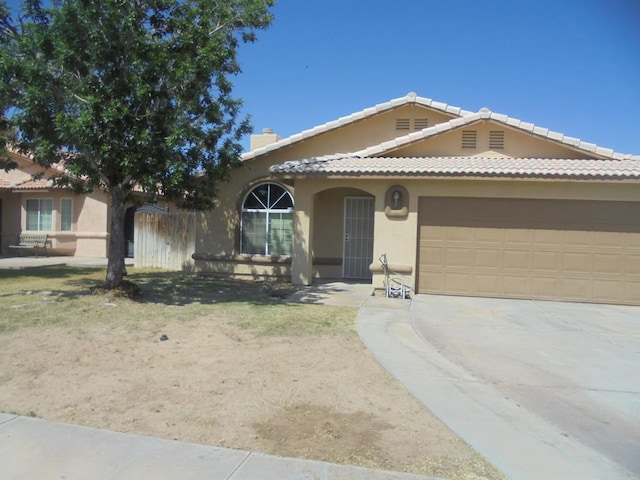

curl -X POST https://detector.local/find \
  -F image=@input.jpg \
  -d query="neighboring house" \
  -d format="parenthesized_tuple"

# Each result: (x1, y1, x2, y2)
(0, 149, 111, 257)
(0, 150, 113, 257)
(193, 92, 640, 306)
(1, 149, 177, 260)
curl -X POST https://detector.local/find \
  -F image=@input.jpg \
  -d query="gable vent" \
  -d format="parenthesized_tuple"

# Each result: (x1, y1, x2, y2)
(461, 130, 477, 149)
(396, 118, 410, 130)
(490, 130, 505, 149)
(414, 118, 429, 130)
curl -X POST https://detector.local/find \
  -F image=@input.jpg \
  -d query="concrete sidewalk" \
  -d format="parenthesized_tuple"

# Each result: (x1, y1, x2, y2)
(357, 295, 637, 480)
(0, 413, 440, 480)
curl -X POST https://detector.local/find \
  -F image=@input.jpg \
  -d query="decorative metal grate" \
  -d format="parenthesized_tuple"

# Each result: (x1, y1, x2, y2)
(490, 130, 505, 149)
(395, 118, 411, 130)
(462, 130, 477, 149)
(414, 118, 429, 130)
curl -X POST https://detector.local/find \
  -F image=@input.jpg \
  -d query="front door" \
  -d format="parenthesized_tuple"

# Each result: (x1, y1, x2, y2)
(343, 197, 374, 279)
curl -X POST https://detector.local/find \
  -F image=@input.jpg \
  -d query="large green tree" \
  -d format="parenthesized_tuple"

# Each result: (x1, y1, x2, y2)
(0, 0, 274, 288)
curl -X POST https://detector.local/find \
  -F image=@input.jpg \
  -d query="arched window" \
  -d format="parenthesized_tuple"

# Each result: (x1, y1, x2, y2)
(241, 182, 294, 256)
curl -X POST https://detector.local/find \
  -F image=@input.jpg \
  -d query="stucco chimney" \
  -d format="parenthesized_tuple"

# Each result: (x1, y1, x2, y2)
(250, 127, 281, 151)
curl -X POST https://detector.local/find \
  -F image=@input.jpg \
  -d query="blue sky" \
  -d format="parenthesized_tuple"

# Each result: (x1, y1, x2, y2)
(5, 0, 639, 154)
(234, 0, 640, 154)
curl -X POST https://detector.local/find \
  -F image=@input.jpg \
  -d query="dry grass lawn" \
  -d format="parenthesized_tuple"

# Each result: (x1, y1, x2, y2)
(0, 267, 506, 479)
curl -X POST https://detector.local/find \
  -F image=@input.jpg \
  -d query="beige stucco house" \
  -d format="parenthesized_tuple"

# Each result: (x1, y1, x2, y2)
(195, 92, 640, 305)
(0, 149, 111, 257)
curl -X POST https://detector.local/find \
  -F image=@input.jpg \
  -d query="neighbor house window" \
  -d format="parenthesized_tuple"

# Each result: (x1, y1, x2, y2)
(61, 198, 73, 231)
(241, 183, 294, 256)
(26, 198, 53, 231)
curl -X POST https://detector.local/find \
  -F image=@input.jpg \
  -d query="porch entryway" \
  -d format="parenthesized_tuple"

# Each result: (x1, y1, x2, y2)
(343, 197, 375, 279)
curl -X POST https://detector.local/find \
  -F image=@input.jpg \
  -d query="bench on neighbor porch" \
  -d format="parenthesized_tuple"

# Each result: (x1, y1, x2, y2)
(8, 233, 49, 258)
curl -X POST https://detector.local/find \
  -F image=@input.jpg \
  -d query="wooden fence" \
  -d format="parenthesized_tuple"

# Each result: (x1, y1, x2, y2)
(134, 212, 195, 271)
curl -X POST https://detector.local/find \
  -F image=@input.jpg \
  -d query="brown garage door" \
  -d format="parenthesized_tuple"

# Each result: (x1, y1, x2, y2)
(417, 197, 640, 305)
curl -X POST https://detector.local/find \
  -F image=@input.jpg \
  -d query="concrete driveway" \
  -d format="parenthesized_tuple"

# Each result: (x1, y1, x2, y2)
(358, 294, 640, 480)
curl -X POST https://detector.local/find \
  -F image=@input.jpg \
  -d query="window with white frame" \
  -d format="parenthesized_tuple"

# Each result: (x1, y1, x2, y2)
(241, 183, 294, 256)
(60, 198, 73, 231)
(26, 198, 53, 231)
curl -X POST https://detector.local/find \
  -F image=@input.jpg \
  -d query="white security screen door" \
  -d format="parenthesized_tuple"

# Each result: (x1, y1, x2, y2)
(343, 197, 375, 279)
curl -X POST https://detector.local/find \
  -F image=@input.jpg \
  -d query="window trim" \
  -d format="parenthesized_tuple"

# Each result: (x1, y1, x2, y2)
(60, 198, 73, 231)
(25, 198, 54, 232)
(240, 182, 294, 256)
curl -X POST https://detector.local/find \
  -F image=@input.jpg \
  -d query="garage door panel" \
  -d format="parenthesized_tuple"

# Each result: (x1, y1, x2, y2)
(593, 254, 622, 274)
(562, 230, 592, 247)
(426, 227, 447, 242)
(563, 252, 592, 274)
(594, 231, 625, 248)
(532, 251, 560, 271)
(592, 280, 622, 302)
(473, 274, 501, 295)
(503, 276, 531, 296)
(626, 255, 640, 273)
(562, 278, 592, 300)
(421, 271, 444, 293)
(533, 229, 562, 245)
(476, 228, 504, 243)
(445, 272, 473, 293)
(531, 277, 560, 299)
(420, 246, 445, 267)
(447, 227, 474, 242)
(475, 249, 501, 268)
(504, 249, 530, 269)
(447, 247, 473, 267)
(624, 281, 640, 301)
(418, 197, 640, 305)
(504, 229, 531, 244)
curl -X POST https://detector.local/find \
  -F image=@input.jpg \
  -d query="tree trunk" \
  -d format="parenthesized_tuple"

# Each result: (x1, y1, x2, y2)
(105, 186, 127, 289)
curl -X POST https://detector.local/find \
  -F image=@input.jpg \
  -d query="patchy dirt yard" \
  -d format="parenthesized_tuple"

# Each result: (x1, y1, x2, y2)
(0, 269, 505, 479)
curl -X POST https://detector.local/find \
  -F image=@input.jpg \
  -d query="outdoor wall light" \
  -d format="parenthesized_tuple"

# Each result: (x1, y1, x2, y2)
(385, 185, 409, 218)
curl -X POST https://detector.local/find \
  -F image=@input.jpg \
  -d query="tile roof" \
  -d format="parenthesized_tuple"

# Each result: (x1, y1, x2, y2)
(3, 147, 76, 190)
(11, 177, 55, 190)
(354, 108, 640, 161)
(270, 155, 640, 179)
(241, 92, 473, 161)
